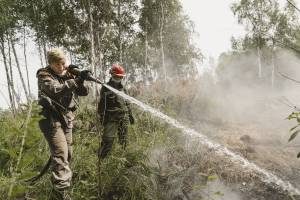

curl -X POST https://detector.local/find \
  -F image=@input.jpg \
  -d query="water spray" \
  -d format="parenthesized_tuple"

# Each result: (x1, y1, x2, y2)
(71, 69, 300, 195)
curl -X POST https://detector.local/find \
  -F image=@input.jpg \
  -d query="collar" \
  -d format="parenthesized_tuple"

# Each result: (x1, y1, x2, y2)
(108, 78, 123, 89)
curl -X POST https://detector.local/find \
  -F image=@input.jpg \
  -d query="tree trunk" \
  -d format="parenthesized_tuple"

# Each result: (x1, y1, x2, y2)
(271, 48, 275, 88)
(159, 2, 166, 82)
(118, 0, 123, 63)
(257, 46, 262, 78)
(7, 36, 19, 106)
(10, 33, 29, 101)
(23, 26, 31, 96)
(144, 25, 150, 83)
(0, 36, 16, 114)
(257, 4, 262, 79)
(32, 4, 45, 67)
(103, 57, 108, 81)
(94, 31, 101, 96)
(144, 24, 148, 68)
(37, 38, 45, 67)
(87, 0, 96, 96)
(69, 50, 73, 64)
(42, 36, 47, 64)
(97, 32, 102, 77)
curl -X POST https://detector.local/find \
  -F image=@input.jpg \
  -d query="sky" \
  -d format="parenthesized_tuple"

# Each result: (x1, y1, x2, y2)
(181, 0, 245, 59)
(181, 0, 300, 62)
(0, 0, 299, 109)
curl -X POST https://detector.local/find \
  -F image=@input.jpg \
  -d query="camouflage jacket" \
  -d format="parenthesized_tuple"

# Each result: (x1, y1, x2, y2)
(97, 79, 132, 123)
(37, 66, 89, 128)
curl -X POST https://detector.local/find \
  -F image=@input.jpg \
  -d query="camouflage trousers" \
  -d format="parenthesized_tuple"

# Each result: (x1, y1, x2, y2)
(39, 117, 73, 191)
(98, 116, 129, 159)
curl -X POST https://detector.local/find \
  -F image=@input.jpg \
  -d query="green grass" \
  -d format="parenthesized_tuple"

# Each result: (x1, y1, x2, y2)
(0, 84, 225, 200)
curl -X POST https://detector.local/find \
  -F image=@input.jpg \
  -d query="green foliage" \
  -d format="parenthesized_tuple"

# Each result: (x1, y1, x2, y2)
(139, 0, 202, 77)
(231, 0, 283, 49)
(287, 111, 300, 157)
(0, 102, 48, 199)
(231, 0, 300, 53)
(0, 0, 19, 35)
(207, 175, 218, 182)
(0, 99, 170, 199)
(8, 0, 200, 80)
(0, 86, 224, 199)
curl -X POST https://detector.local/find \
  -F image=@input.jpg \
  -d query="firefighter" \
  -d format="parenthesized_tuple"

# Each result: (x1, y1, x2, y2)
(37, 48, 90, 199)
(98, 64, 135, 159)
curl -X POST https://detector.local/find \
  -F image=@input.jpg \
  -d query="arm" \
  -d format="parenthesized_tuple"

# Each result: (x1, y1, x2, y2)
(38, 74, 80, 97)
(124, 88, 135, 124)
(75, 81, 89, 96)
(67, 65, 89, 96)
(97, 87, 106, 123)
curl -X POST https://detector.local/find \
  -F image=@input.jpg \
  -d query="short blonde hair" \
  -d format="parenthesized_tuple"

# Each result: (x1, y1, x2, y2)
(47, 48, 65, 64)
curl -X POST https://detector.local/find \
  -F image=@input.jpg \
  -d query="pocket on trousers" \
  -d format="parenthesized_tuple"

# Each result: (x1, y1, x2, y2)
(39, 119, 51, 133)
(39, 117, 61, 131)
(65, 112, 74, 129)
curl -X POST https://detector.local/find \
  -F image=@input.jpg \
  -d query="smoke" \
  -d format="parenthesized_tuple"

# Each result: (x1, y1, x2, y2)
(148, 147, 243, 200)
(171, 48, 300, 140)
(204, 179, 242, 200)
(137, 48, 300, 199)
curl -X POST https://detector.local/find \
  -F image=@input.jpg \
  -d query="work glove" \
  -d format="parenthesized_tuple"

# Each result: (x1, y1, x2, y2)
(68, 64, 79, 70)
(129, 114, 135, 125)
(68, 64, 81, 78)
(80, 70, 93, 80)
(74, 69, 90, 85)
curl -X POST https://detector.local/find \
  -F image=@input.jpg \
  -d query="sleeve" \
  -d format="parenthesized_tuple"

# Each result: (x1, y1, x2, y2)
(124, 88, 133, 116)
(97, 87, 106, 120)
(75, 81, 89, 96)
(38, 73, 79, 97)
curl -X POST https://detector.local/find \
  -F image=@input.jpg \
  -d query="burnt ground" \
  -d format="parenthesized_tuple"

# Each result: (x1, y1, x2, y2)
(150, 120, 300, 200)
(205, 121, 300, 200)
(141, 81, 300, 200)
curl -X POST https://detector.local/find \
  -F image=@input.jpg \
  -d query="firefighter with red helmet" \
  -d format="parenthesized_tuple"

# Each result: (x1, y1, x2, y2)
(97, 64, 135, 158)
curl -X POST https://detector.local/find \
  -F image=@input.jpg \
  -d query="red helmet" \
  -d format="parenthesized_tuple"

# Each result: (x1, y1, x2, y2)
(110, 64, 125, 77)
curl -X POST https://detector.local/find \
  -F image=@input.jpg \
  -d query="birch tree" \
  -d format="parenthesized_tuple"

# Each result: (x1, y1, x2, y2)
(231, 0, 279, 78)
(231, 0, 300, 86)
(140, 0, 201, 80)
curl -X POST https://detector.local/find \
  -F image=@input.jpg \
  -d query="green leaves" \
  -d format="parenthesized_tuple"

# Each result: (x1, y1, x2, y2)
(139, 0, 201, 77)
(0, 103, 47, 198)
(207, 175, 218, 182)
(288, 130, 300, 142)
(9, 184, 26, 199)
(231, 0, 299, 52)
(287, 111, 300, 158)
(287, 112, 300, 143)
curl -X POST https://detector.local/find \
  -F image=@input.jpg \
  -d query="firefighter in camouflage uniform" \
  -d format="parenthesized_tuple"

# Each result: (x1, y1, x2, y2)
(98, 64, 135, 159)
(37, 49, 90, 199)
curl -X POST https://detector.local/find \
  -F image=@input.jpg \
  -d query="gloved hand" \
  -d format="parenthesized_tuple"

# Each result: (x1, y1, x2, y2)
(80, 70, 92, 80)
(68, 64, 79, 70)
(129, 114, 135, 125)
(68, 64, 81, 77)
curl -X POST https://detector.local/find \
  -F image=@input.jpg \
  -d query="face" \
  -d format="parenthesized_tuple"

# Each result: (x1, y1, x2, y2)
(50, 59, 66, 76)
(112, 75, 123, 83)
